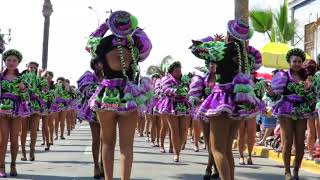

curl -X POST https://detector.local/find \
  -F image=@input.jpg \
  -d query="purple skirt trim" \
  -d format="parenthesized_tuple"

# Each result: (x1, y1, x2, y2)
(154, 96, 191, 116)
(90, 79, 151, 113)
(78, 98, 96, 122)
(0, 93, 31, 117)
(196, 83, 257, 121)
(272, 95, 315, 119)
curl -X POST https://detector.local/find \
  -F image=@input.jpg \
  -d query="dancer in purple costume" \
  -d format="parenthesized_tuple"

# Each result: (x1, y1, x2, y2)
(189, 59, 219, 179)
(271, 48, 316, 180)
(86, 10, 152, 180)
(77, 58, 104, 179)
(20, 62, 45, 161)
(0, 49, 29, 177)
(154, 61, 191, 162)
(45, 71, 58, 145)
(54, 77, 69, 140)
(146, 73, 162, 147)
(189, 20, 261, 180)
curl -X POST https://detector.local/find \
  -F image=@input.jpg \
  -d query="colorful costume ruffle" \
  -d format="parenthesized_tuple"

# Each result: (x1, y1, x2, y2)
(271, 70, 317, 120)
(154, 74, 191, 116)
(77, 71, 99, 122)
(189, 38, 262, 121)
(54, 84, 72, 111)
(188, 74, 215, 120)
(146, 78, 161, 115)
(89, 78, 153, 113)
(0, 73, 30, 117)
(196, 74, 260, 121)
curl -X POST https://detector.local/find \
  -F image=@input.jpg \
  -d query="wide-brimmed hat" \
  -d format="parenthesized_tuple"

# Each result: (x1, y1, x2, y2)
(107, 10, 138, 38)
(227, 19, 252, 41)
(286, 48, 306, 63)
(2, 49, 23, 62)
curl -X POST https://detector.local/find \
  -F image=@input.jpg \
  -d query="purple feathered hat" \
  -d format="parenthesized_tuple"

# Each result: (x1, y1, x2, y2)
(86, 10, 152, 62)
(227, 19, 253, 41)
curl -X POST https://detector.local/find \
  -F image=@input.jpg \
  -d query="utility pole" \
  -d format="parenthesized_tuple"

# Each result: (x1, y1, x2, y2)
(41, 0, 53, 70)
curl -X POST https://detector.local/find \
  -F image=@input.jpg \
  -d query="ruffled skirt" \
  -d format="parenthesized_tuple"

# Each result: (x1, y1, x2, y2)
(0, 93, 30, 118)
(89, 78, 153, 113)
(154, 96, 191, 116)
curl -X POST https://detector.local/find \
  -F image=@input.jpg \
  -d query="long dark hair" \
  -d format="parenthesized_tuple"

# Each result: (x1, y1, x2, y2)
(96, 35, 134, 81)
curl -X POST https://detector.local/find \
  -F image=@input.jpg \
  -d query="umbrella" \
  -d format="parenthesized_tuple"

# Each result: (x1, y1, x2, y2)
(261, 42, 311, 69)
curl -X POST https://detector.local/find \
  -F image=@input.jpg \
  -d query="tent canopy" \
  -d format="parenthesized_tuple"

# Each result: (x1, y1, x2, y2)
(261, 42, 311, 69)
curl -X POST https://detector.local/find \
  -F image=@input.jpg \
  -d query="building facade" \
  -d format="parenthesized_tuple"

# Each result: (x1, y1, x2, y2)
(289, 0, 320, 59)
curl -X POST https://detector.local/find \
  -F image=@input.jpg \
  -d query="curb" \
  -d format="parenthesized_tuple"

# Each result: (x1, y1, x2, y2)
(232, 141, 320, 174)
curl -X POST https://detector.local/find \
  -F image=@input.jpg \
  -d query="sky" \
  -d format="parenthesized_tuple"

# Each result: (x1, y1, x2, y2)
(0, 0, 283, 85)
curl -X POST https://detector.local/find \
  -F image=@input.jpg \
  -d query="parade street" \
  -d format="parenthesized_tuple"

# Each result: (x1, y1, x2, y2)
(5, 122, 320, 180)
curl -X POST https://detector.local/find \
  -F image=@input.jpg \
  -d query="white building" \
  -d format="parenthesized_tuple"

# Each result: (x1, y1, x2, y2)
(289, 0, 320, 60)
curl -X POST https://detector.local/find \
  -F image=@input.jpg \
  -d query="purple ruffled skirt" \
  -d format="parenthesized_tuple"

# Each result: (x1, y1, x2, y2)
(0, 93, 30, 118)
(154, 96, 191, 116)
(78, 98, 96, 122)
(90, 78, 152, 113)
(196, 82, 258, 121)
(272, 95, 316, 119)
(55, 97, 68, 111)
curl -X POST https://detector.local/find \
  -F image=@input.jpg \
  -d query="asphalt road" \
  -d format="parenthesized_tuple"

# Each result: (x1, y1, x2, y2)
(4, 122, 319, 180)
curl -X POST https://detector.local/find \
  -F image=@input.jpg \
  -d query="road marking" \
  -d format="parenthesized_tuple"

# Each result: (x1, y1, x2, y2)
(84, 146, 92, 155)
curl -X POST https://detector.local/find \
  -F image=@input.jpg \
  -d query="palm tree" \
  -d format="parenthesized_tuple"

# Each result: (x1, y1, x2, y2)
(146, 55, 174, 76)
(250, 0, 297, 43)
(234, 0, 249, 24)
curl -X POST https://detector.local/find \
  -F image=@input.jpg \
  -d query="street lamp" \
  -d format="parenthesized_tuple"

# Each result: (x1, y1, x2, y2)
(88, 6, 100, 26)
(42, 0, 53, 70)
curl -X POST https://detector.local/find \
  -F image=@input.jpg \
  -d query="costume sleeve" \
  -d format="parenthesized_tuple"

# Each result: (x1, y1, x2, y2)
(154, 79, 162, 96)
(77, 71, 98, 98)
(161, 75, 177, 97)
(247, 45, 262, 72)
(86, 23, 109, 58)
(313, 72, 320, 107)
(188, 75, 204, 106)
(271, 71, 288, 95)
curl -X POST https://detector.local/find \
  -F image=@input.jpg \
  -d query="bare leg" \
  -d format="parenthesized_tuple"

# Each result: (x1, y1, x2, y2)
(30, 114, 40, 160)
(293, 119, 307, 177)
(180, 116, 188, 151)
(259, 128, 274, 144)
(97, 111, 117, 180)
(20, 118, 29, 160)
(202, 121, 213, 175)
(89, 122, 101, 178)
(118, 111, 139, 180)
(227, 120, 241, 180)
(210, 114, 232, 180)
(59, 111, 67, 139)
(238, 121, 246, 164)
(48, 113, 55, 144)
(279, 117, 294, 175)
(159, 115, 169, 152)
(155, 115, 161, 145)
(193, 119, 201, 151)
(42, 116, 50, 150)
(167, 115, 181, 161)
(246, 118, 256, 164)
(145, 115, 151, 140)
(307, 118, 316, 159)
(54, 113, 60, 139)
(9, 117, 21, 176)
(0, 116, 10, 174)
(149, 114, 156, 146)
(66, 110, 72, 135)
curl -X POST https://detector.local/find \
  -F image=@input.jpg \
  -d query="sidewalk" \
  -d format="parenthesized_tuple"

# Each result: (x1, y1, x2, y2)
(233, 140, 320, 174)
